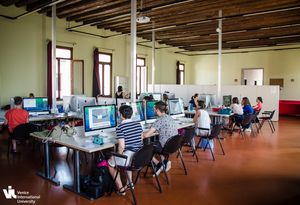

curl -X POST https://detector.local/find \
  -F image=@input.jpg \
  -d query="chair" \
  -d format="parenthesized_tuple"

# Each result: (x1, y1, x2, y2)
(252, 110, 261, 133)
(153, 135, 186, 184)
(7, 123, 39, 158)
(111, 143, 161, 205)
(196, 124, 224, 161)
(259, 110, 276, 133)
(236, 114, 257, 138)
(177, 127, 199, 162)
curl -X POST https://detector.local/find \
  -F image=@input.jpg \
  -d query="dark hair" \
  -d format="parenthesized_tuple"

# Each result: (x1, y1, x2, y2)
(143, 96, 151, 101)
(117, 86, 123, 92)
(119, 105, 133, 119)
(29, 93, 35, 98)
(149, 94, 154, 100)
(232, 97, 239, 104)
(257, 97, 263, 103)
(197, 100, 206, 109)
(14, 96, 23, 106)
(155, 101, 167, 113)
(242, 97, 251, 106)
(191, 93, 199, 100)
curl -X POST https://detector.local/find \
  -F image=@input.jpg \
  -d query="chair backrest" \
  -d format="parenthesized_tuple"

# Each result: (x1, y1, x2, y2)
(241, 114, 254, 127)
(182, 127, 195, 144)
(161, 135, 183, 155)
(269, 110, 275, 119)
(130, 143, 154, 170)
(209, 124, 222, 139)
(12, 123, 38, 140)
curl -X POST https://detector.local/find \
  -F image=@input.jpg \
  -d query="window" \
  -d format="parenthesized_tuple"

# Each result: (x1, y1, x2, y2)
(56, 47, 73, 99)
(136, 57, 147, 97)
(176, 61, 185, 85)
(98, 52, 112, 97)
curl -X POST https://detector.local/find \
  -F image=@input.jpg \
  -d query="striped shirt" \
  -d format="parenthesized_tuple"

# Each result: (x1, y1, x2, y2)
(116, 119, 143, 152)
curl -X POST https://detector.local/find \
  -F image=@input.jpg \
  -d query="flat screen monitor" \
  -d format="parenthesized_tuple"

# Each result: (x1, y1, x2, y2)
(63, 96, 72, 112)
(165, 93, 175, 99)
(146, 100, 158, 120)
(223, 95, 232, 107)
(152, 93, 162, 101)
(97, 97, 116, 105)
(78, 96, 96, 112)
(69, 95, 86, 112)
(23, 97, 49, 113)
(83, 104, 117, 136)
(130, 101, 145, 122)
(168, 98, 184, 116)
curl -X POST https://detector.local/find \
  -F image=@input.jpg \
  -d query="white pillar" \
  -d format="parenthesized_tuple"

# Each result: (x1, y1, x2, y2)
(130, 0, 137, 102)
(51, 5, 57, 113)
(151, 23, 155, 91)
(217, 10, 222, 105)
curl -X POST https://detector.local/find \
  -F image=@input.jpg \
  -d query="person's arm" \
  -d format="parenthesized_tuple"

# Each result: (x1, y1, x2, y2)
(193, 109, 200, 123)
(142, 127, 157, 139)
(117, 138, 125, 154)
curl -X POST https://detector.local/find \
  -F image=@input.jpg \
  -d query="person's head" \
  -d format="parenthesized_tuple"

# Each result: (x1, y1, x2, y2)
(242, 97, 251, 106)
(154, 101, 167, 116)
(14, 96, 23, 107)
(143, 96, 151, 101)
(119, 105, 133, 120)
(197, 100, 206, 109)
(117, 86, 123, 92)
(232, 97, 239, 104)
(257, 97, 263, 103)
(149, 94, 154, 101)
(163, 93, 168, 101)
(29, 93, 34, 98)
(192, 93, 199, 100)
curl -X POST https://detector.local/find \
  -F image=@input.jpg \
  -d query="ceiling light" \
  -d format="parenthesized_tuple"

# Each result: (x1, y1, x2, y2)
(136, 0, 150, 24)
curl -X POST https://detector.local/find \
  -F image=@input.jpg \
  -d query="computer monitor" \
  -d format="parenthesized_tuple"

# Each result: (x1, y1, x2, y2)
(63, 96, 72, 113)
(130, 101, 145, 122)
(23, 97, 49, 114)
(168, 98, 185, 116)
(97, 97, 116, 105)
(69, 95, 86, 112)
(152, 93, 162, 101)
(78, 96, 96, 113)
(165, 93, 175, 99)
(146, 100, 158, 120)
(223, 95, 232, 107)
(83, 104, 117, 136)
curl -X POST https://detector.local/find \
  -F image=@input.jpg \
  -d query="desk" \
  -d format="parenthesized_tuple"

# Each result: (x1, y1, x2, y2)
(185, 110, 232, 124)
(31, 127, 117, 200)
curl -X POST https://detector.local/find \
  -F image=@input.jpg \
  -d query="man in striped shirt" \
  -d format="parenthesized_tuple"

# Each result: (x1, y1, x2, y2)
(108, 105, 143, 195)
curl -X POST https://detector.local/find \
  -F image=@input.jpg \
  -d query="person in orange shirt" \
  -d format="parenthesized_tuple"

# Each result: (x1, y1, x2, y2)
(4, 96, 29, 152)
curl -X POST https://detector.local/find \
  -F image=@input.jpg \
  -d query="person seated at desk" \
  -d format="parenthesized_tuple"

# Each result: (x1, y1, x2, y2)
(192, 100, 211, 149)
(242, 97, 254, 115)
(29, 93, 35, 98)
(115, 86, 124, 99)
(108, 105, 143, 196)
(142, 101, 178, 176)
(253, 97, 263, 113)
(4, 96, 29, 152)
(229, 97, 244, 127)
(189, 93, 199, 110)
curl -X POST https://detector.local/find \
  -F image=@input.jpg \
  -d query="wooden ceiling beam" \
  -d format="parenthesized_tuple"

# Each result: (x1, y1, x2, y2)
(39, 0, 82, 13)
(0, 0, 19, 6)
(15, 0, 39, 7)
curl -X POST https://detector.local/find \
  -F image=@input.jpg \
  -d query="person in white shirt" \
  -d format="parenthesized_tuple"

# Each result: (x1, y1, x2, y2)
(229, 97, 244, 128)
(191, 100, 212, 149)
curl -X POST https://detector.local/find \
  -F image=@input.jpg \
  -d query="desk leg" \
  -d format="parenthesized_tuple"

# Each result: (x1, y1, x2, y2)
(36, 141, 60, 185)
(63, 150, 94, 200)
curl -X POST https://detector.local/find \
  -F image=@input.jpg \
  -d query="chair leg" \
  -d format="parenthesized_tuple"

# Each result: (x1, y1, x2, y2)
(134, 170, 141, 185)
(159, 155, 169, 184)
(195, 137, 202, 151)
(151, 161, 162, 193)
(217, 137, 225, 155)
(125, 171, 137, 205)
(267, 120, 274, 133)
(191, 145, 199, 162)
(259, 119, 265, 131)
(203, 139, 209, 151)
(178, 149, 187, 175)
(270, 120, 275, 133)
(143, 164, 150, 177)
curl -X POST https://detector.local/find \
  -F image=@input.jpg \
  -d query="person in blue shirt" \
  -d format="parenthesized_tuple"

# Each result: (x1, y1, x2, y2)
(242, 97, 254, 115)
(189, 93, 199, 109)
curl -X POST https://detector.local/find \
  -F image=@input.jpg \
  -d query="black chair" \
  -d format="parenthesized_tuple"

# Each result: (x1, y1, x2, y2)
(7, 123, 39, 158)
(259, 110, 276, 133)
(153, 135, 186, 184)
(178, 127, 199, 162)
(236, 114, 257, 138)
(111, 143, 161, 205)
(196, 124, 224, 161)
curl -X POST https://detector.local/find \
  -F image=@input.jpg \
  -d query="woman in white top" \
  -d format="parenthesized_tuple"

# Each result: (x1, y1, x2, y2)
(229, 97, 244, 128)
(190, 100, 212, 149)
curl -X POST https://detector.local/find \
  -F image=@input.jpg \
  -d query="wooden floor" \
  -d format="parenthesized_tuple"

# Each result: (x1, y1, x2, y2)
(1, 116, 300, 205)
